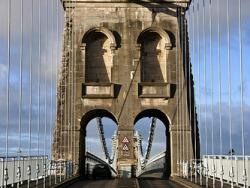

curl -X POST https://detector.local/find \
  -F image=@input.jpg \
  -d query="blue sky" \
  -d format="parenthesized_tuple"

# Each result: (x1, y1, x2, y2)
(0, 0, 64, 156)
(187, 0, 250, 155)
(0, 0, 249, 161)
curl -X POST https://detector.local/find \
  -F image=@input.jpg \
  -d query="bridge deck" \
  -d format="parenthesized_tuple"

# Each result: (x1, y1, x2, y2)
(67, 179, 116, 188)
(138, 179, 185, 188)
(138, 171, 192, 188)
(67, 178, 185, 188)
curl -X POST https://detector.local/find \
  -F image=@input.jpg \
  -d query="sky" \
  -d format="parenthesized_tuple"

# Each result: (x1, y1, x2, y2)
(0, 0, 250, 162)
(187, 0, 250, 156)
(0, 0, 64, 156)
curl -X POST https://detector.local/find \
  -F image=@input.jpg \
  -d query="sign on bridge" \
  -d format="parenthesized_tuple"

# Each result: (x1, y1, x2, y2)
(122, 136, 129, 143)
(122, 144, 129, 151)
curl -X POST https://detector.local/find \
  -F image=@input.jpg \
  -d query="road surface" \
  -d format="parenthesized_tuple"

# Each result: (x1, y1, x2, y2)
(67, 179, 117, 188)
(138, 179, 185, 188)
(67, 178, 185, 188)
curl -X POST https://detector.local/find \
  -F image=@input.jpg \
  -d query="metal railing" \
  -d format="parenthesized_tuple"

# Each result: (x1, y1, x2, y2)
(202, 155, 250, 187)
(0, 156, 49, 187)
(0, 156, 79, 188)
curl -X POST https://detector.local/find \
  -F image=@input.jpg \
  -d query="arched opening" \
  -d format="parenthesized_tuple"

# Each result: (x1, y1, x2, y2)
(79, 109, 118, 177)
(139, 32, 166, 82)
(83, 31, 113, 83)
(134, 109, 171, 178)
(138, 27, 172, 83)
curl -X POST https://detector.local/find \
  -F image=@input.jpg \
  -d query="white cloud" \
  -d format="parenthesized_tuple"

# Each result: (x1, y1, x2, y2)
(198, 102, 250, 155)
(0, 64, 7, 83)
(0, 0, 64, 156)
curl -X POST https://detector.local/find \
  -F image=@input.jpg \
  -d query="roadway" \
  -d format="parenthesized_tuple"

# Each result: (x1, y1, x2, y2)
(67, 170, 187, 188)
(138, 171, 185, 188)
(67, 179, 116, 188)
(138, 179, 186, 188)
(67, 178, 185, 188)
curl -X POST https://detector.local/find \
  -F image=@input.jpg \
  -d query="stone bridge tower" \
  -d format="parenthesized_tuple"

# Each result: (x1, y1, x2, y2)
(53, 0, 199, 178)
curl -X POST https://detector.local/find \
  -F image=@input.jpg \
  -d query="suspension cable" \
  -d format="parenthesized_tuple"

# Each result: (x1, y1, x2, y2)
(187, 7, 194, 182)
(184, 10, 188, 177)
(175, 4, 180, 176)
(179, 7, 183, 176)
(66, 1, 73, 178)
(28, 1, 34, 187)
(17, 0, 23, 187)
(37, 0, 42, 186)
(217, 0, 224, 187)
(185, 6, 188, 179)
(202, 1, 209, 187)
(49, 1, 54, 186)
(238, 0, 246, 186)
(180, 1, 184, 178)
(226, 1, 234, 187)
(55, 0, 59, 184)
(64, 6, 68, 179)
(6, 0, 11, 160)
(196, 0, 202, 185)
(194, 1, 199, 183)
(59, 5, 64, 182)
(18, 0, 23, 156)
(4, 0, 11, 187)
(96, 118, 114, 164)
(187, 5, 190, 180)
(208, 1, 216, 187)
(60, 0, 64, 181)
(43, 0, 49, 186)
(178, 4, 182, 177)
(182, 7, 186, 177)
(180, 7, 184, 177)
(183, 7, 186, 177)
(192, 1, 198, 183)
(59, 2, 64, 182)
(64, 6, 68, 181)
(183, 9, 187, 177)
(178, 5, 182, 176)
(144, 117, 157, 164)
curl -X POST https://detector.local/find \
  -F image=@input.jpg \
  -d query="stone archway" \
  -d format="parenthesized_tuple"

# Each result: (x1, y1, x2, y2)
(79, 109, 118, 177)
(134, 109, 171, 178)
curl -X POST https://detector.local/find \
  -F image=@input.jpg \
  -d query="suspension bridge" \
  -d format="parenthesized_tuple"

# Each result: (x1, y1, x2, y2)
(0, 0, 249, 187)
